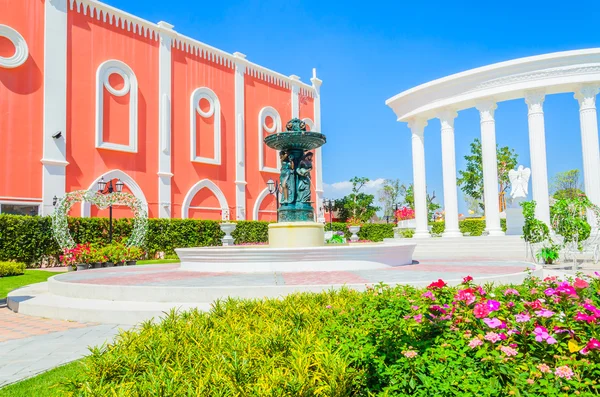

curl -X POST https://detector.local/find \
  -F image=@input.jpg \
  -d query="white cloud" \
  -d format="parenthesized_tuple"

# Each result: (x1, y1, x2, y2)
(323, 178, 386, 200)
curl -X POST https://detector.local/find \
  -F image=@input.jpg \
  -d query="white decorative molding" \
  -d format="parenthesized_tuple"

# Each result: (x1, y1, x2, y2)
(258, 106, 282, 173)
(95, 60, 138, 153)
(41, 158, 70, 167)
(69, 0, 316, 95)
(437, 109, 458, 129)
(181, 179, 229, 220)
(190, 87, 221, 165)
(525, 91, 545, 115)
(81, 169, 148, 217)
(252, 187, 272, 220)
(476, 100, 497, 123)
(0, 25, 29, 68)
(575, 85, 599, 110)
(386, 48, 600, 122)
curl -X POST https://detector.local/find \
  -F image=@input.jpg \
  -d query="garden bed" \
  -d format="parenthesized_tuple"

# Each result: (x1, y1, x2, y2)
(44, 273, 600, 396)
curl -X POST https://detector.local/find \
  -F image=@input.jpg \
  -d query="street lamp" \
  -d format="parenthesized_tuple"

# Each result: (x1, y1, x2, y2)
(97, 177, 124, 243)
(393, 202, 402, 224)
(323, 198, 335, 231)
(266, 178, 280, 222)
(52, 195, 58, 207)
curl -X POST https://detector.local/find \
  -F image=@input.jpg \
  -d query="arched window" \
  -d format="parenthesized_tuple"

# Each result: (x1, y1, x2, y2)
(190, 87, 221, 165)
(258, 106, 281, 173)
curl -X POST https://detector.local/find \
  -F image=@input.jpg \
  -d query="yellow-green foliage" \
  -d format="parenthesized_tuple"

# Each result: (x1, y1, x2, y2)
(0, 261, 26, 277)
(65, 290, 362, 396)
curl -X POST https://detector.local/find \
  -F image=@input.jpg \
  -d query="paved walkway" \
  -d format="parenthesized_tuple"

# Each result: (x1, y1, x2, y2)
(0, 302, 129, 387)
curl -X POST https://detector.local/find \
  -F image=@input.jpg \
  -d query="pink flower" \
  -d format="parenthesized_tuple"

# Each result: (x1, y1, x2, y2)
(533, 326, 556, 344)
(527, 379, 534, 385)
(474, 303, 491, 319)
(555, 365, 574, 380)
(428, 279, 447, 289)
(544, 288, 556, 296)
(422, 291, 436, 300)
(456, 288, 477, 305)
(484, 332, 501, 343)
(515, 313, 531, 323)
(535, 309, 555, 318)
(403, 350, 418, 358)
(414, 314, 423, 323)
(530, 288, 538, 295)
(463, 275, 473, 283)
(574, 278, 589, 289)
(586, 338, 600, 350)
(538, 363, 551, 373)
(477, 285, 486, 296)
(556, 282, 577, 296)
(486, 300, 501, 312)
(500, 345, 518, 357)
(504, 288, 520, 296)
(411, 305, 420, 310)
(574, 311, 596, 323)
(468, 338, 483, 348)
(483, 317, 503, 328)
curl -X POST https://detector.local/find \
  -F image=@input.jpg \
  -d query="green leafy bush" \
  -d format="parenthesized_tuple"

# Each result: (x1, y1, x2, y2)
(62, 275, 600, 396)
(521, 201, 550, 244)
(0, 261, 26, 277)
(324, 223, 394, 242)
(429, 219, 507, 236)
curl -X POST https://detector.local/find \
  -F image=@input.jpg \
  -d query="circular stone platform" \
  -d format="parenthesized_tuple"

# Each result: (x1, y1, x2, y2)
(8, 260, 541, 325)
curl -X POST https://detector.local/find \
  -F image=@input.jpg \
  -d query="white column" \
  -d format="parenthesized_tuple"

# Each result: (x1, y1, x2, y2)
(311, 69, 325, 222)
(525, 91, 550, 226)
(157, 22, 175, 218)
(575, 85, 600, 209)
(233, 52, 247, 220)
(476, 100, 504, 236)
(41, 0, 68, 216)
(438, 110, 461, 237)
(290, 75, 300, 119)
(408, 119, 430, 238)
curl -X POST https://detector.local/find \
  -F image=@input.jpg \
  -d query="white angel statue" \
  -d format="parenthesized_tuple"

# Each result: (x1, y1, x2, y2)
(508, 165, 531, 203)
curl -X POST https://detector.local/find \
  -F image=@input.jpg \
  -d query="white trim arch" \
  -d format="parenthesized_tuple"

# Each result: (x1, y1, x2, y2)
(190, 87, 221, 165)
(181, 179, 229, 220)
(302, 118, 314, 131)
(252, 187, 272, 221)
(258, 106, 282, 173)
(81, 169, 148, 217)
(0, 24, 29, 68)
(96, 60, 139, 153)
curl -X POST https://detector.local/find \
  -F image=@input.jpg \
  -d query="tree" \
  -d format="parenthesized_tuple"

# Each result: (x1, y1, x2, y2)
(551, 169, 584, 199)
(336, 177, 380, 222)
(457, 138, 518, 211)
(377, 179, 402, 219)
(400, 183, 440, 221)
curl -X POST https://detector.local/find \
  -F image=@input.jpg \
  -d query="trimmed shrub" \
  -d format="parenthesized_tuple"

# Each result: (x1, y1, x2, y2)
(429, 219, 507, 236)
(324, 222, 395, 242)
(0, 261, 26, 277)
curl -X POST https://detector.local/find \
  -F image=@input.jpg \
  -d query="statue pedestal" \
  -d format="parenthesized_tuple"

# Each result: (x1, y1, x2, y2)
(268, 222, 325, 248)
(505, 207, 525, 236)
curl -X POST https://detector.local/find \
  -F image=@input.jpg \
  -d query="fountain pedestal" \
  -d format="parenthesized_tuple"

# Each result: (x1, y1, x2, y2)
(268, 222, 325, 248)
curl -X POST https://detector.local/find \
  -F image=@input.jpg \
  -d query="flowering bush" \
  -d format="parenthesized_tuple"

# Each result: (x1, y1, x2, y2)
(59, 243, 91, 268)
(61, 273, 600, 396)
(346, 217, 362, 227)
(395, 206, 415, 221)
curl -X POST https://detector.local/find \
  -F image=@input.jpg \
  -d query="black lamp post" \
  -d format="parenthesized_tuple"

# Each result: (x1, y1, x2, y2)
(52, 195, 58, 207)
(97, 177, 124, 243)
(324, 198, 335, 231)
(393, 202, 402, 224)
(266, 178, 280, 222)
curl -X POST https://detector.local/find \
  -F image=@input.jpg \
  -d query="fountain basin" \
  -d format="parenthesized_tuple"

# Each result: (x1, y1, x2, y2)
(268, 221, 324, 248)
(176, 241, 416, 273)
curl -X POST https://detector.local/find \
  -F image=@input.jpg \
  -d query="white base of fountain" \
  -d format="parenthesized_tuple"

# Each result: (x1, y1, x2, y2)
(268, 221, 324, 248)
(176, 241, 416, 273)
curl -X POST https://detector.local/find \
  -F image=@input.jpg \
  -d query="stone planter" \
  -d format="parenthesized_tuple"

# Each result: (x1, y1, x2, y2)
(90, 262, 102, 269)
(126, 260, 136, 266)
(76, 263, 88, 271)
(102, 261, 114, 268)
(220, 222, 236, 246)
(348, 226, 361, 243)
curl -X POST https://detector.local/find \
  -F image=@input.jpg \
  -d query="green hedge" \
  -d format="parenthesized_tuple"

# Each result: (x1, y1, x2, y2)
(429, 219, 507, 236)
(0, 261, 26, 277)
(324, 222, 395, 242)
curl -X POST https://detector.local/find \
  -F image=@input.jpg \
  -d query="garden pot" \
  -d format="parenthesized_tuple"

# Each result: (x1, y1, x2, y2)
(126, 260, 136, 266)
(76, 263, 88, 271)
(102, 261, 113, 268)
(90, 262, 102, 269)
(115, 261, 124, 266)
(348, 226, 361, 243)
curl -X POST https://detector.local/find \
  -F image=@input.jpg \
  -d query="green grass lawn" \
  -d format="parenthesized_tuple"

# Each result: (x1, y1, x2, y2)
(0, 269, 64, 300)
(0, 361, 83, 396)
(137, 258, 180, 265)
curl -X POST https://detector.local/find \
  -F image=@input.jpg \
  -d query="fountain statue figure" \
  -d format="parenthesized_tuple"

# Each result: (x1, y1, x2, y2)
(264, 118, 326, 222)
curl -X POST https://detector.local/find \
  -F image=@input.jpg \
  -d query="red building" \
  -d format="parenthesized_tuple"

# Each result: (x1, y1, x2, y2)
(0, 0, 324, 222)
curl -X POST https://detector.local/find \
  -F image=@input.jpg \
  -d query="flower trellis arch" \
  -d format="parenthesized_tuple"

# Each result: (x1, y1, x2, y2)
(52, 190, 148, 249)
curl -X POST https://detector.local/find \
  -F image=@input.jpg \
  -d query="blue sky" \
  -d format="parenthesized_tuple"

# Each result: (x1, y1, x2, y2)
(110, 0, 600, 212)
